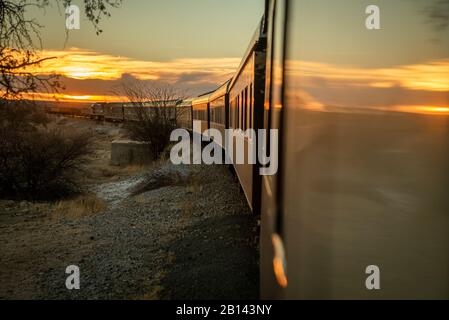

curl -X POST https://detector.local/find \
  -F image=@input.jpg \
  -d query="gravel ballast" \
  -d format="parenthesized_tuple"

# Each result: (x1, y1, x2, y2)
(0, 138, 259, 299)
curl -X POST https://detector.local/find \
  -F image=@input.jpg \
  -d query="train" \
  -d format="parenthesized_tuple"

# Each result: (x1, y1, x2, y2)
(42, 0, 449, 299)
(185, 0, 449, 299)
(41, 101, 180, 122)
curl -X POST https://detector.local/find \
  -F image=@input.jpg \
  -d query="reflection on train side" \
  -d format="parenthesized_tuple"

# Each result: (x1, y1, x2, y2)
(285, 59, 449, 115)
(261, 0, 449, 299)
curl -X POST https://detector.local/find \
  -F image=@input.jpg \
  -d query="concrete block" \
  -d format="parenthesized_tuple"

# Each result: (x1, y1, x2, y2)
(111, 140, 151, 166)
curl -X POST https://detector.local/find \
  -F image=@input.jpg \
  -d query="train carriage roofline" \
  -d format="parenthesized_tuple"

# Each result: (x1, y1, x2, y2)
(210, 79, 232, 101)
(229, 16, 266, 91)
(192, 92, 213, 105)
(178, 98, 193, 107)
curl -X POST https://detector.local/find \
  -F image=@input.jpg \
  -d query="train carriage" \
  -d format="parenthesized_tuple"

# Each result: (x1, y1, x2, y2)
(227, 17, 267, 212)
(91, 103, 105, 119)
(103, 103, 125, 121)
(260, 0, 449, 299)
(122, 103, 140, 122)
(209, 80, 231, 149)
(177, 98, 193, 131)
(192, 93, 212, 138)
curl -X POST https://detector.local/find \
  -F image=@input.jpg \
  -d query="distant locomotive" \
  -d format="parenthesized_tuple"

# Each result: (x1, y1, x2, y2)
(89, 101, 180, 122)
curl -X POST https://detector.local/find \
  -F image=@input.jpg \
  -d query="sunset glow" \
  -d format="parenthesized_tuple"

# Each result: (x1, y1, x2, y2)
(9, 48, 241, 102)
(27, 92, 127, 103)
(289, 59, 449, 92)
(286, 59, 449, 115)
(29, 48, 240, 82)
(11, 49, 449, 110)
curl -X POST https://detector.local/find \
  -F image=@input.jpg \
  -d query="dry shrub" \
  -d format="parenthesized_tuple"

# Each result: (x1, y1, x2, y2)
(125, 106, 178, 160)
(54, 194, 107, 218)
(0, 100, 48, 129)
(0, 110, 93, 200)
(120, 81, 188, 160)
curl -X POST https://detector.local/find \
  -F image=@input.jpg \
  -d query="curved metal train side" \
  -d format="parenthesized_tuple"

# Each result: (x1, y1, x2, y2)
(209, 80, 231, 149)
(223, 18, 267, 213)
(90, 101, 180, 122)
(260, 0, 449, 299)
(191, 93, 212, 139)
(177, 99, 193, 131)
(189, 18, 267, 213)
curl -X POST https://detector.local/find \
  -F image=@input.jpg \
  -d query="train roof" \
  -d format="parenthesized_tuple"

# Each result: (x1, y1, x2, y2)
(92, 100, 181, 108)
(192, 93, 212, 106)
(141, 100, 181, 107)
(178, 98, 193, 107)
(229, 16, 266, 90)
(210, 79, 232, 101)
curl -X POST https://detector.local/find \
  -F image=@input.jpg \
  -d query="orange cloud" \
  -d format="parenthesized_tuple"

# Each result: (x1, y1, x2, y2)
(288, 59, 449, 92)
(13, 48, 239, 102)
(286, 59, 449, 115)
(28, 92, 127, 103)
(31, 48, 240, 82)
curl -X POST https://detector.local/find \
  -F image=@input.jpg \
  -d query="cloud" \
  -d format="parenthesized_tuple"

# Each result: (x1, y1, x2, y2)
(33, 48, 239, 81)
(286, 59, 449, 115)
(22, 48, 239, 101)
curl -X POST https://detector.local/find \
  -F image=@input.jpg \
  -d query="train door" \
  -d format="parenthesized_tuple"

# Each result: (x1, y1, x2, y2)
(260, 0, 287, 299)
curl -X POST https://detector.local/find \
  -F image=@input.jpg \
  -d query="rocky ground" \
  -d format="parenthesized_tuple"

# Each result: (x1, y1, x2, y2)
(0, 117, 259, 300)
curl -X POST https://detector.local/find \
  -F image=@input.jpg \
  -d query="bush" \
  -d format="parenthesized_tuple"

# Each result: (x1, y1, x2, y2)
(0, 124, 93, 200)
(0, 99, 49, 129)
(119, 81, 187, 160)
(125, 106, 178, 159)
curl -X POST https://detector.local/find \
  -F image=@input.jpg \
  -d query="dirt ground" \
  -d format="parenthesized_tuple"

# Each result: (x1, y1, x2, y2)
(0, 116, 259, 300)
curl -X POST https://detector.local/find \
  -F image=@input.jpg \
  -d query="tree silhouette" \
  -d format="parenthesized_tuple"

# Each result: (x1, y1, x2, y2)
(0, 0, 122, 99)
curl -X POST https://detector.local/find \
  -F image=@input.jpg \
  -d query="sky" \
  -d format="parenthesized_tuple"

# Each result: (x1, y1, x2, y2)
(284, 0, 449, 115)
(26, 0, 265, 102)
(19, 0, 449, 114)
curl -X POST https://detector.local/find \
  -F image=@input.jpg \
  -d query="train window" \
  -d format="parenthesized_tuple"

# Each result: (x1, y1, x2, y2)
(221, 106, 224, 124)
(245, 87, 249, 131)
(238, 94, 241, 129)
(237, 98, 239, 129)
(234, 99, 237, 128)
(234, 98, 237, 128)
(231, 100, 233, 128)
(231, 100, 235, 128)
(237, 95, 240, 129)
(242, 90, 245, 131)
(239, 93, 242, 129)
(230, 100, 233, 128)
(241, 91, 244, 130)
(242, 89, 246, 131)
(242, 92, 245, 130)
(249, 84, 253, 128)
